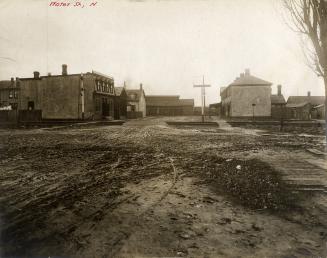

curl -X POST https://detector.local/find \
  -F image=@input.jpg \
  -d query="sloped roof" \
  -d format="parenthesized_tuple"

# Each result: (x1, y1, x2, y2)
(209, 103, 221, 108)
(0, 80, 12, 89)
(114, 87, 125, 96)
(179, 99, 194, 106)
(126, 89, 144, 101)
(92, 70, 114, 80)
(286, 102, 310, 108)
(230, 74, 272, 86)
(146, 95, 179, 100)
(271, 94, 286, 104)
(313, 104, 324, 109)
(287, 96, 325, 106)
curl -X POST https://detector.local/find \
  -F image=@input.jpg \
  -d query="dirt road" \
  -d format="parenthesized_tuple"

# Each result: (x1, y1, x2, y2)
(0, 117, 326, 257)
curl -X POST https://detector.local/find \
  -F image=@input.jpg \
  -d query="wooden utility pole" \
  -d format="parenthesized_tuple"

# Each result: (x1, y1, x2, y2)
(80, 73, 85, 120)
(194, 75, 211, 122)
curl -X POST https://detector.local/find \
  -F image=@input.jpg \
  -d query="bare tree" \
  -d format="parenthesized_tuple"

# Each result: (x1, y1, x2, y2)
(283, 0, 327, 145)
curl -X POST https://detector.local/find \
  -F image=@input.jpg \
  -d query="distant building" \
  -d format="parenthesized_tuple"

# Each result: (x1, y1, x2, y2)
(4, 64, 116, 120)
(114, 86, 128, 120)
(126, 84, 146, 118)
(146, 95, 194, 116)
(0, 78, 19, 110)
(286, 92, 325, 120)
(208, 103, 221, 116)
(220, 69, 272, 118)
(271, 84, 286, 119)
(312, 104, 325, 120)
(193, 106, 210, 116)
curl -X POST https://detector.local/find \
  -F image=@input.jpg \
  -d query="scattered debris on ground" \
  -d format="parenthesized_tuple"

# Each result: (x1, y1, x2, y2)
(0, 117, 326, 257)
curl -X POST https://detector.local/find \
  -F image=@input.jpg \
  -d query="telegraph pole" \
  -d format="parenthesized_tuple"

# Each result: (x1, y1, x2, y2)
(194, 75, 211, 122)
(81, 73, 85, 120)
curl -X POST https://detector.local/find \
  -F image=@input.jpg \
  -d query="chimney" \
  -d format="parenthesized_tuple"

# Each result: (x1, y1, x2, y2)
(277, 84, 282, 96)
(62, 64, 67, 76)
(33, 71, 40, 79)
(307, 91, 311, 97)
(48, 72, 52, 76)
(140, 83, 143, 91)
(16, 77, 20, 87)
(11, 77, 14, 86)
(245, 68, 250, 76)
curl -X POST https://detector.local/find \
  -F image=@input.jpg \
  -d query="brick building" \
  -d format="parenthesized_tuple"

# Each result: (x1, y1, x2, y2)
(3, 65, 117, 120)
(271, 85, 286, 119)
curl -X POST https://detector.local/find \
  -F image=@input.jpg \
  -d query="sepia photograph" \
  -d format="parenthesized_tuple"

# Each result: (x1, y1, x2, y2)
(0, 0, 327, 257)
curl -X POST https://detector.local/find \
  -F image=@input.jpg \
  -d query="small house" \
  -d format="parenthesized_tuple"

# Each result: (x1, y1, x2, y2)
(126, 84, 146, 118)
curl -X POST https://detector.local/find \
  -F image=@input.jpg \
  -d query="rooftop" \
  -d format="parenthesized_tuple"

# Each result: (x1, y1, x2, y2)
(287, 96, 325, 106)
(146, 95, 194, 107)
(286, 102, 310, 108)
(126, 88, 144, 101)
(0, 80, 18, 89)
(229, 69, 272, 87)
(271, 94, 286, 104)
(114, 87, 125, 96)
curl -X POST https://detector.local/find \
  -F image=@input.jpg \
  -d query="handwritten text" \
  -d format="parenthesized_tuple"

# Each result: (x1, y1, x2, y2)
(49, 1, 98, 8)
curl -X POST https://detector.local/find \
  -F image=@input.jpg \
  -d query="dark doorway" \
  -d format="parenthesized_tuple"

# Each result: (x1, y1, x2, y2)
(102, 98, 109, 116)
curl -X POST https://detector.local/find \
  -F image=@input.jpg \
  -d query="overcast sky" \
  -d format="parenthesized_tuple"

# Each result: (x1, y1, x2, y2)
(0, 0, 325, 105)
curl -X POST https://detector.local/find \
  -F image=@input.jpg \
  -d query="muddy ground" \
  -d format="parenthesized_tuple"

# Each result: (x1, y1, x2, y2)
(0, 116, 326, 257)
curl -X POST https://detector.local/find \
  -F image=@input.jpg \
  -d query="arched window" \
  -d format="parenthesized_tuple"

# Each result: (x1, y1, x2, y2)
(102, 81, 105, 92)
(110, 82, 113, 92)
(96, 80, 101, 91)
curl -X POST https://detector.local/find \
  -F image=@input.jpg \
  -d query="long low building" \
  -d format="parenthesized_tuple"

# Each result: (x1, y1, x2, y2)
(285, 92, 325, 120)
(146, 95, 194, 116)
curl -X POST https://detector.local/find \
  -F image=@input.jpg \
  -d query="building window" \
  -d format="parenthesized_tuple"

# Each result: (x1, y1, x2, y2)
(28, 101, 34, 110)
(14, 90, 18, 99)
(96, 80, 101, 91)
(9, 90, 13, 99)
(10, 103, 18, 110)
(102, 82, 105, 92)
